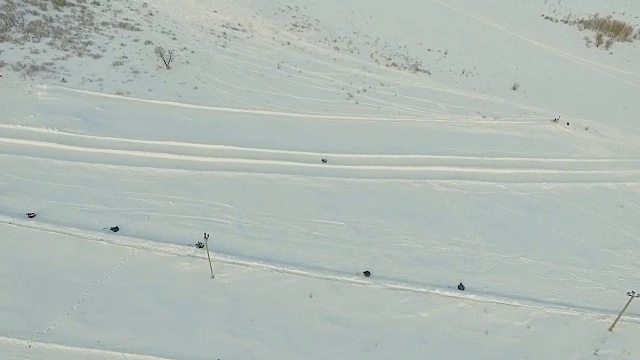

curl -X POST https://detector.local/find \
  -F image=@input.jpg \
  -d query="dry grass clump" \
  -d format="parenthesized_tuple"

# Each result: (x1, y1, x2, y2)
(577, 13, 637, 42)
(542, 12, 640, 50)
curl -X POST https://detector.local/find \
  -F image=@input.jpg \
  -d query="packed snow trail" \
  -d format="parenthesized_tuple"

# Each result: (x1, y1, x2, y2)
(2, 218, 639, 325)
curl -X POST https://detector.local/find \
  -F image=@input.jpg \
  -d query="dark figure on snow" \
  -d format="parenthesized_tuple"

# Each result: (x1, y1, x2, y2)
(363, 270, 371, 277)
(196, 242, 205, 249)
(110, 226, 119, 233)
(321, 158, 327, 163)
(457, 282, 465, 291)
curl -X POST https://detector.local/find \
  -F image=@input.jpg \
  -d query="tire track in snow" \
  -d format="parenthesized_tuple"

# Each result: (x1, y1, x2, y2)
(29, 248, 137, 344)
(2, 218, 639, 326)
(1, 336, 177, 360)
(43, 85, 540, 125)
(4, 123, 639, 164)
(1, 134, 640, 184)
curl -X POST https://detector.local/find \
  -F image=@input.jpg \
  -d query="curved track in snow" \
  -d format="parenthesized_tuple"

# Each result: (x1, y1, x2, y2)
(2, 126, 639, 184)
(2, 217, 639, 326)
(0, 336, 177, 360)
(3, 0, 640, 358)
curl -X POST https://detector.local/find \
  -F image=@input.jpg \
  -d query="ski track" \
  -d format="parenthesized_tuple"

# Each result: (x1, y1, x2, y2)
(3, 1, 640, 358)
(141, 0, 640, 145)
(1, 127, 639, 184)
(1, 217, 638, 326)
(0, 123, 633, 162)
(0, 335, 177, 360)
(429, 0, 640, 86)
(165, 15, 536, 119)
(116, 0, 545, 119)
(41, 85, 541, 125)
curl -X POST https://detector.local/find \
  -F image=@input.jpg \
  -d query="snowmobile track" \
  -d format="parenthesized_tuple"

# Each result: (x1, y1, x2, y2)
(1, 217, 637, 326)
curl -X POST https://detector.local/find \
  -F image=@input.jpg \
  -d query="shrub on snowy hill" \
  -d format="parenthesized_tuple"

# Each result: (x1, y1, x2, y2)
(542, 12, 639, 50)
(0, 0, 162, 79)
(578, 13, 637, 42)
(154, 46, 173, 69)
(53, 0, 68, 10)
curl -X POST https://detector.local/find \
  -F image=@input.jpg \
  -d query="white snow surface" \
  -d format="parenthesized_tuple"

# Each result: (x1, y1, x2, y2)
(2, 0, 640, 359)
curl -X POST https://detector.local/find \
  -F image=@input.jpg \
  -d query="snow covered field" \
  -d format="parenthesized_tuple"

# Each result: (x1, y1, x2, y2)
(2, 0, 640, 359)
(2, 223, 639, 360)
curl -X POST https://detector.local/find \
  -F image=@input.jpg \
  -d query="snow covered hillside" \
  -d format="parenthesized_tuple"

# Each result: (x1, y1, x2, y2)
(1, 0, 640, 359)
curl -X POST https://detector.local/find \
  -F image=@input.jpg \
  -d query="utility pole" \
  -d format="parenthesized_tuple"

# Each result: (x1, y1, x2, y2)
(203, 233, 215, 279)
(609, 291, 639, 331)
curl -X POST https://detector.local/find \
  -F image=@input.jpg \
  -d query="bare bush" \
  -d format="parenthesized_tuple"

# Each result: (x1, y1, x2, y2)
(595, 33, 604, 47)
(154, 46, 173, 69)
(116, 21, 141, 31)
(0, 1, 19, 40)
(24, 19, 49, 39)
(25, 0, 48, 11)
(604, 38, 613, 50)
(11, 60, 50, 77)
